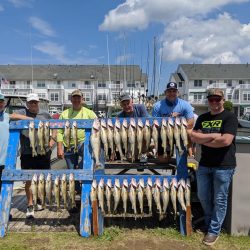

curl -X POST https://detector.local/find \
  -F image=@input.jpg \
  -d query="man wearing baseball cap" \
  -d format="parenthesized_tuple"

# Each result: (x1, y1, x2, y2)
(189, 88, 238, 246)
(118, 93, 149, 117)
(10, 92, 53, 219)
(152, 82, 194, 159)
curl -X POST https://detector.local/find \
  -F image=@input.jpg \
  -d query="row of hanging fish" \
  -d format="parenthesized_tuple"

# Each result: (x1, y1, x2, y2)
(90, 177, 191, 220)
(28, 121, 50, 157)
(31, 173, 76, 211)
(90, 117, 189, 164)
(63, 120, 78, 153)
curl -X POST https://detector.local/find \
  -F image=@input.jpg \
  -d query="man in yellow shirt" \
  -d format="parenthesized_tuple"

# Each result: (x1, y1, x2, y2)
(57, 89, 96, 170)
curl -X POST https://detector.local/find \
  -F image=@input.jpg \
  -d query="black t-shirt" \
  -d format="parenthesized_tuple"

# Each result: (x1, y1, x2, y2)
(194, 110, 238, 168)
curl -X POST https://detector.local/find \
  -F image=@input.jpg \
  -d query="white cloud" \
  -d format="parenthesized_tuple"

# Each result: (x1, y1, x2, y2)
(8, 0, 34, 8)
(161, 13, 250, 63)
(0, 5, 4, 11)
(100, 0, 249, 31)
(29, 16, 56, 37)
(116, 54, 134, 64)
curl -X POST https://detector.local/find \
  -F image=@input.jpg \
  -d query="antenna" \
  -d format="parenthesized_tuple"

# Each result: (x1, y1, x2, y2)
(29, 26, 34, 88)
(106, 34, 111, 103)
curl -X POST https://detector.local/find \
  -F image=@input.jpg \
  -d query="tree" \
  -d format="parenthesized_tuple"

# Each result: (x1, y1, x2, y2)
(224, 100, 233, 111)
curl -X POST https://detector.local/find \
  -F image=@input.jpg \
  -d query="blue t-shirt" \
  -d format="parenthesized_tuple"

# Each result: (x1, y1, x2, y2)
(152, 98, 194, 119)
(0, 112, 9, 166)
(118, 104, 150, 118)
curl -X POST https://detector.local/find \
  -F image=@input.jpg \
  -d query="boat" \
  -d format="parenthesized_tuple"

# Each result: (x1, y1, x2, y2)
(238, 112, 250, 128)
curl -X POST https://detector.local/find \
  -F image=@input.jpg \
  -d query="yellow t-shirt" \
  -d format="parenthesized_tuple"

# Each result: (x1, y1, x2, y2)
(57, 107, 97, 146)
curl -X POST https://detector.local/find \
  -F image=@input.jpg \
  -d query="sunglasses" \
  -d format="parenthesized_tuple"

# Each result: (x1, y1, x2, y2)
(208, 96, 222, 103)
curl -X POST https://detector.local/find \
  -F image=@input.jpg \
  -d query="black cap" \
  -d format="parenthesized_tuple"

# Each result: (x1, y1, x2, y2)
(165, 82, 178, 91)
(119, 93, 131, 102)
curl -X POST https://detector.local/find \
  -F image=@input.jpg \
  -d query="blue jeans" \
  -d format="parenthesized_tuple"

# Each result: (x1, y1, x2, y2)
(64, 142, 84, 170)
(196, 165, 235, 236)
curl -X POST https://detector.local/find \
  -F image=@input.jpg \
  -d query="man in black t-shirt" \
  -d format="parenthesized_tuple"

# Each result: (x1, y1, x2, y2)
(189, 88, 238, 246)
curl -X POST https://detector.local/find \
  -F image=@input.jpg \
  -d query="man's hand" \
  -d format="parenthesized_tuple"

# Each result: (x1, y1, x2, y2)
(57, 142, 64, 159)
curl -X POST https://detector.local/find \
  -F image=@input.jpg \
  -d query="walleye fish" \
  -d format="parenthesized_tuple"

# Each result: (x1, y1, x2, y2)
(29, 121, 37, 157)
(185, 178, 191, 207)
(174, 117, 183, 155)
(121, 179, 129, 216)
(152, 119, 159, 158)
(90, 119, 101, 167)
(97, 178, 105, 214)
(128, 118, 136, 162)
(54, 176, 60, 211)
(153, 178, 162, 220)
(161, 118, 168, 158)
(137, 118, 144, 159)
(38, 173, 46, 209)
(45, 173, 53, 208)
(64, 120, 71, 152)
(180, 117, 188, 150)
(31, 174, 38, 209)
(72, 121, 78, 153)
(146, 178, 153, 214)
(137, 178, 145, 215)
(143, 119, 151, 151)
(44, 121, 50, 149)
(69, 173, 76, 208)
(90, 179, 98, 203)
(121, 119, 128, 157)
(61, 174, 67, 209)
(177, 179, 186, 211)
(114, 118, 126, 161)
(113, 179, 121, 213)
(161, 178, 170, 215)
(170, 178, 178, 218)
(107, 119, 115, 161)
(100, 119, 109, 161)
(105, 179, 112, 214)
(37, 121, 46, 155)
(129, 178, 137, 216)
(167, 118, 174, 156)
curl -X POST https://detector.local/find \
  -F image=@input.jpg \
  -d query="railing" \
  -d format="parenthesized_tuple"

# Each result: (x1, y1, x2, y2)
(207, 83, 228, 89)
(108, 84, 123, 89)
(47, 85, 64, 89)
(235, 84, 250, 89)
(78, 84, 94, 89)
(0, 84, 32, 89)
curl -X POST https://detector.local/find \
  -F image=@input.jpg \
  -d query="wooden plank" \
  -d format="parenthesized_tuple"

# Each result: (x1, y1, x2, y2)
(186, 205, 192, 236)
(92, 200, 98, 236)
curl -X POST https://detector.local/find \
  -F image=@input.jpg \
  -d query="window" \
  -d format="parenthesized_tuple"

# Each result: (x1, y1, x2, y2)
(98, 94, 106, 100)
(194, 80, 202, 87)
(227, 94, 232, 100)
(37, 93, 46, 98)
(127, 83, 136, 88)
(194, 93, 203, 100)
(85, 81, 90, 85)
(98, 83, 106, 88)
(178, 82, 182, 88)
(141, 82, 145, 88)
(50, 93, 59, 101)
(209, 80, 215, 85)
(37, 82, 46, 88)
(116, 81, 120, 85)
(239, 80, 245, 85)
(69, 82, 76, 88)
(224, 80, 232, 87)
(243, 92, 250, 101)
(83, 93, 91, 102)
(68, 94, 72, 101)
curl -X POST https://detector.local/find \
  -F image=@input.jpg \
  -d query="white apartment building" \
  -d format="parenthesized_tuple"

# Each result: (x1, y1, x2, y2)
(170, 64, 250, 116)
(0, 65, 148, 114)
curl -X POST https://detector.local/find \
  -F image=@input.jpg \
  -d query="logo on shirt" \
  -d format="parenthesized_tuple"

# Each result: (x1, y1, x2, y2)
(202, 120, 222, 128)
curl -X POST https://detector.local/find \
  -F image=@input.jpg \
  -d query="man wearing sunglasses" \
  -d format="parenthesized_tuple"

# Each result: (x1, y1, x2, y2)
(189, 88, 238, 246)
(10, 93, 53, 219)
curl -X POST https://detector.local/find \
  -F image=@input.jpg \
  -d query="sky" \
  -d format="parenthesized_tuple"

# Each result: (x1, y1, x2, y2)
(1, 0, 250, 94)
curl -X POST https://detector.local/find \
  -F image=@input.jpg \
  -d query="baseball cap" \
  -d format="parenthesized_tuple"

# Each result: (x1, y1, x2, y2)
(119, 93, 131, 102)
(0, 93, 5, 101)
(207, 88, 224, 98)
(165, 82, 178, 91)
(71, 89, 83, 97)
(27, 93, 39, 102)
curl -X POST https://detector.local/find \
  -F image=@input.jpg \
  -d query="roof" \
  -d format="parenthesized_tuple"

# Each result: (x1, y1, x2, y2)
(179, 64, 250, 79)
(0, 65, 147, 82)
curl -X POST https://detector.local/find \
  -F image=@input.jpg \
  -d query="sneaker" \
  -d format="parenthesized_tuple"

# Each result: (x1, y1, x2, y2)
(26, 206, 34, 219)
(140, 154, 148, 163)
(34, 203, 44, 211)
(68, 206, 79, 214)
(202, 233, 219, 246)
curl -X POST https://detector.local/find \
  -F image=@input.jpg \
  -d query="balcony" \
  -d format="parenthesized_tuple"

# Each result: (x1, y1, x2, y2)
(207, 83, 228, 89)
(47, 85, 64, 89)
(0, 84, 32, 89)
(235, 84, 250, 90)
(78, 84, 94, 89)
(109, 84, 123, 89)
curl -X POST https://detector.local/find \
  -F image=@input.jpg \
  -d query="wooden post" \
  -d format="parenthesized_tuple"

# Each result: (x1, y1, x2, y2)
(92, 200, 98, 236)
(186, 205, 192, 236)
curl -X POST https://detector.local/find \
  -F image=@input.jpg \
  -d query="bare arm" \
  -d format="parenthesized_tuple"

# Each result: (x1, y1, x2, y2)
(57, 141, 64, 159)
(9, 113, 33, 121)
(189, 130, 221, 144)
(203, 133, 234, 148)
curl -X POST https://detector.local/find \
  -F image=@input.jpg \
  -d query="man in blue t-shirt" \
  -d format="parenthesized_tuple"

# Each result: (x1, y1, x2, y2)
(117, 93, 150, 118)
(152, 82, 194, 158)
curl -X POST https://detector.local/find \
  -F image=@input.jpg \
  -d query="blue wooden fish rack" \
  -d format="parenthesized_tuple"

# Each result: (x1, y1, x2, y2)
(0, 118, 190, 237)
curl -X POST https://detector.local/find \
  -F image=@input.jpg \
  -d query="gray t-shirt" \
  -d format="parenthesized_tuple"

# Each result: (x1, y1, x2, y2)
(16, 108, 51, 155)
